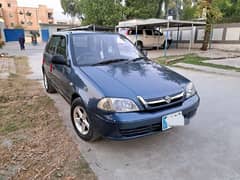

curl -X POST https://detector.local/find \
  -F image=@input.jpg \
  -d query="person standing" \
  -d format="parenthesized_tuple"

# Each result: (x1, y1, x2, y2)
(18, 34, 25, 50)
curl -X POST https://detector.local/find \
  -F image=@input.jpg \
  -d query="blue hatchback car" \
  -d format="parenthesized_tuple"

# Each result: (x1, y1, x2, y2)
(42, 31, 200, 141)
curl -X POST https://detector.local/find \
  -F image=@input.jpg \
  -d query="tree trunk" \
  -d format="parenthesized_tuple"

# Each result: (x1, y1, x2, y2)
(201, 0, 212, 51)
(164, 0, 169, 18)
(155, 0, 163, 18)
(201, 23, 211, 51)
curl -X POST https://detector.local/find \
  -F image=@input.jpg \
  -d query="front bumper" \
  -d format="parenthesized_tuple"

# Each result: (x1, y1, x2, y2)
(92, 94, 200, 140)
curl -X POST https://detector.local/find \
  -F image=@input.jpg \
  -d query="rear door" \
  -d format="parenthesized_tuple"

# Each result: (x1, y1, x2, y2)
(43, 36, 61, 88)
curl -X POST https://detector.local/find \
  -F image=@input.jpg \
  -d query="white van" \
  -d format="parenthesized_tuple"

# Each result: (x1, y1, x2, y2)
(122, 29, 171, 50)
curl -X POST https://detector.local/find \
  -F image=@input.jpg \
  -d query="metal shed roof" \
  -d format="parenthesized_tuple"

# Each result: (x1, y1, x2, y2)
(116, 18, 205, 28)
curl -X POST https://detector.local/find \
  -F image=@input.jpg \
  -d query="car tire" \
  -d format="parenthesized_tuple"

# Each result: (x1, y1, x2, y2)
(43, 72, 56, 93)
(71, 98, 100, 142)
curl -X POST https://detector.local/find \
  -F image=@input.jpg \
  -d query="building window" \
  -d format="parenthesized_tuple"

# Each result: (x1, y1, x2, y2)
(10, 22, 14, 27)
(19, 11, 23, 15)
(0, 3, 2, 8)
(27, 21, 32, 26)
(7, 3, 11, 7)
(9, 13, 13, 18)
(48, 13, 53, 19)
(21, 21, 24, 25)
(26, 11, 32, 16)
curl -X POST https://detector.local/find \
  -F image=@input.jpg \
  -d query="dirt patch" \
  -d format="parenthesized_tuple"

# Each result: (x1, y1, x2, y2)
(0, 57, 96, 180)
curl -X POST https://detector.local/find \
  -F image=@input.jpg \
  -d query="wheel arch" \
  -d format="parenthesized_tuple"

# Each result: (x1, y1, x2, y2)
(71, 93, 81, 104)
(135, 40, 143, 46)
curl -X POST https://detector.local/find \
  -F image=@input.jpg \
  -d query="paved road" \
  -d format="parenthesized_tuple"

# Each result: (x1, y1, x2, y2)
(205, 58, 240, 68)
(51, 67, 240, 180)
(3, 42, 240, 180)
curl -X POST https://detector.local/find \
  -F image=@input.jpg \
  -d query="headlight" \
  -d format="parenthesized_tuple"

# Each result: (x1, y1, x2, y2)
(97, 98, 139, 112)
(185, 82, 196, 98)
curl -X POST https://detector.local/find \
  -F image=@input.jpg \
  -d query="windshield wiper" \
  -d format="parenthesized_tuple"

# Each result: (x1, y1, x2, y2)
(129, 57, 146, 62)
(92, 58, 129, 66)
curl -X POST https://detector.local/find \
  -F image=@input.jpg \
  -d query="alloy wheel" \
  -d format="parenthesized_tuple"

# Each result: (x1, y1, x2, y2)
(43, 73, 48, 90)
(73, 106, 90, 135)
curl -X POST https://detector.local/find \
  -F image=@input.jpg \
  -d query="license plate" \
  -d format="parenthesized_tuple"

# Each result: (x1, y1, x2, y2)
(162, 111, 185, 131)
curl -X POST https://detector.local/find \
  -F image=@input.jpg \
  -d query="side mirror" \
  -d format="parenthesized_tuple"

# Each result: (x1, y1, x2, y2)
(142, 50, 148, 57)
(52, 55, 66, 65)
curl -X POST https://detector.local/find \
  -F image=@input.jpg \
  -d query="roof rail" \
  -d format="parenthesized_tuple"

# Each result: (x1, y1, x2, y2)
(60, 24, 115, 32)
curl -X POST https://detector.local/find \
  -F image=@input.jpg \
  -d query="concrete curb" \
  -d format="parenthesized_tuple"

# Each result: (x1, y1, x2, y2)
(175, 63, 240, 77)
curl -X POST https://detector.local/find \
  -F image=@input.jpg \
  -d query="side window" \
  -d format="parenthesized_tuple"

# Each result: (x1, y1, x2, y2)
(153, 30, 160, 36)
(137, 30, 143, 35)
(129, 30, 143, 35)
(46, 36, 61, 54)
(145, 30, 153, 36)
(56, 36, 67, 58)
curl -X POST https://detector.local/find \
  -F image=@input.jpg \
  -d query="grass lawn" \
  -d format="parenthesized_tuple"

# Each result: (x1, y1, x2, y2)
(157, 54, 240, 72)
(0, 57, 96, 180)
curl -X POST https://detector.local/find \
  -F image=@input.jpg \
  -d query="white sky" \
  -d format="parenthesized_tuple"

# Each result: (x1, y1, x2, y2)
(17, 0, 71, 21)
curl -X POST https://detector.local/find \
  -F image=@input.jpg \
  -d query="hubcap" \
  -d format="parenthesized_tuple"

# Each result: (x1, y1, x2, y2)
(73, 106, 90, 135)
(43, 74, 48, 90)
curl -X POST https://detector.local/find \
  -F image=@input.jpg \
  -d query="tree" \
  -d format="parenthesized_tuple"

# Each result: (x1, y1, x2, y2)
(124, 0, 173, 19)
(219, 0, 240, 22)
(155, 0, 164, 18)
(180, 0, 198, 20)
(61, 0, 123, 26)
(124, 0, 157, 19)
(61, 0, 81, 18)
(197, 0, 222, 50)
(80, 0, 123, 26)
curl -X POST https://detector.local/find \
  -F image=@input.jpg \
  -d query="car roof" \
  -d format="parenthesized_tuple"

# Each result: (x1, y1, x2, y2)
(52, 30, 118, 36)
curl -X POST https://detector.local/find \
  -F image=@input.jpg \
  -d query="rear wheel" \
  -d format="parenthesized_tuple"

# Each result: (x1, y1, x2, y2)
(43, 72, 56, 93)
(71, 98, 100, 141)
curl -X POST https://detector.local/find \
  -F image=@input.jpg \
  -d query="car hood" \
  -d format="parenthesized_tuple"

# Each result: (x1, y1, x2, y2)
(80, 60, 189, 99)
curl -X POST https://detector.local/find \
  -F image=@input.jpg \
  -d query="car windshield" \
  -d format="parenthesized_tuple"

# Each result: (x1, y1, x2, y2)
(72, 33, 144, 66)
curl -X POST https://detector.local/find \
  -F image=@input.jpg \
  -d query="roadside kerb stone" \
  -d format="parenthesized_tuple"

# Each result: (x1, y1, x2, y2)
(205, 57, 240, 68)
(175, 63, 240, 77)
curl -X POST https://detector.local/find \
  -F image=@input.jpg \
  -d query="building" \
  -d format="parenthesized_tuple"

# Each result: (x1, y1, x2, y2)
(0, 0, 18, 28)
(0, 0, 53, 30)
(17, 5, 53, 31)
(0, 18, 5, 41)
(39, 23, 74, 42)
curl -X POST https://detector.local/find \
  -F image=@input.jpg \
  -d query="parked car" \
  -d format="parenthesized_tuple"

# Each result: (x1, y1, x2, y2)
(123, 29, 172, 49)
(42, 31, 200, 141)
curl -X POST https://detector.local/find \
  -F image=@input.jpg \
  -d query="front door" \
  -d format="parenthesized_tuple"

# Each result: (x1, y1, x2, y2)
(54, 35, 73, 101)
(143, 30, 155, 47)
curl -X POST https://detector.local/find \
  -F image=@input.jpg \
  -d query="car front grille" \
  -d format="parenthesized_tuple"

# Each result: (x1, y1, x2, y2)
(137, 91, 185, 110)
(119, 123, 162, 137)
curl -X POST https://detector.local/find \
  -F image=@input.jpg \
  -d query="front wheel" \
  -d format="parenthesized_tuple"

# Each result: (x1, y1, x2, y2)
(71, 98, 100, 141)
(135, 41, 143, 50)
